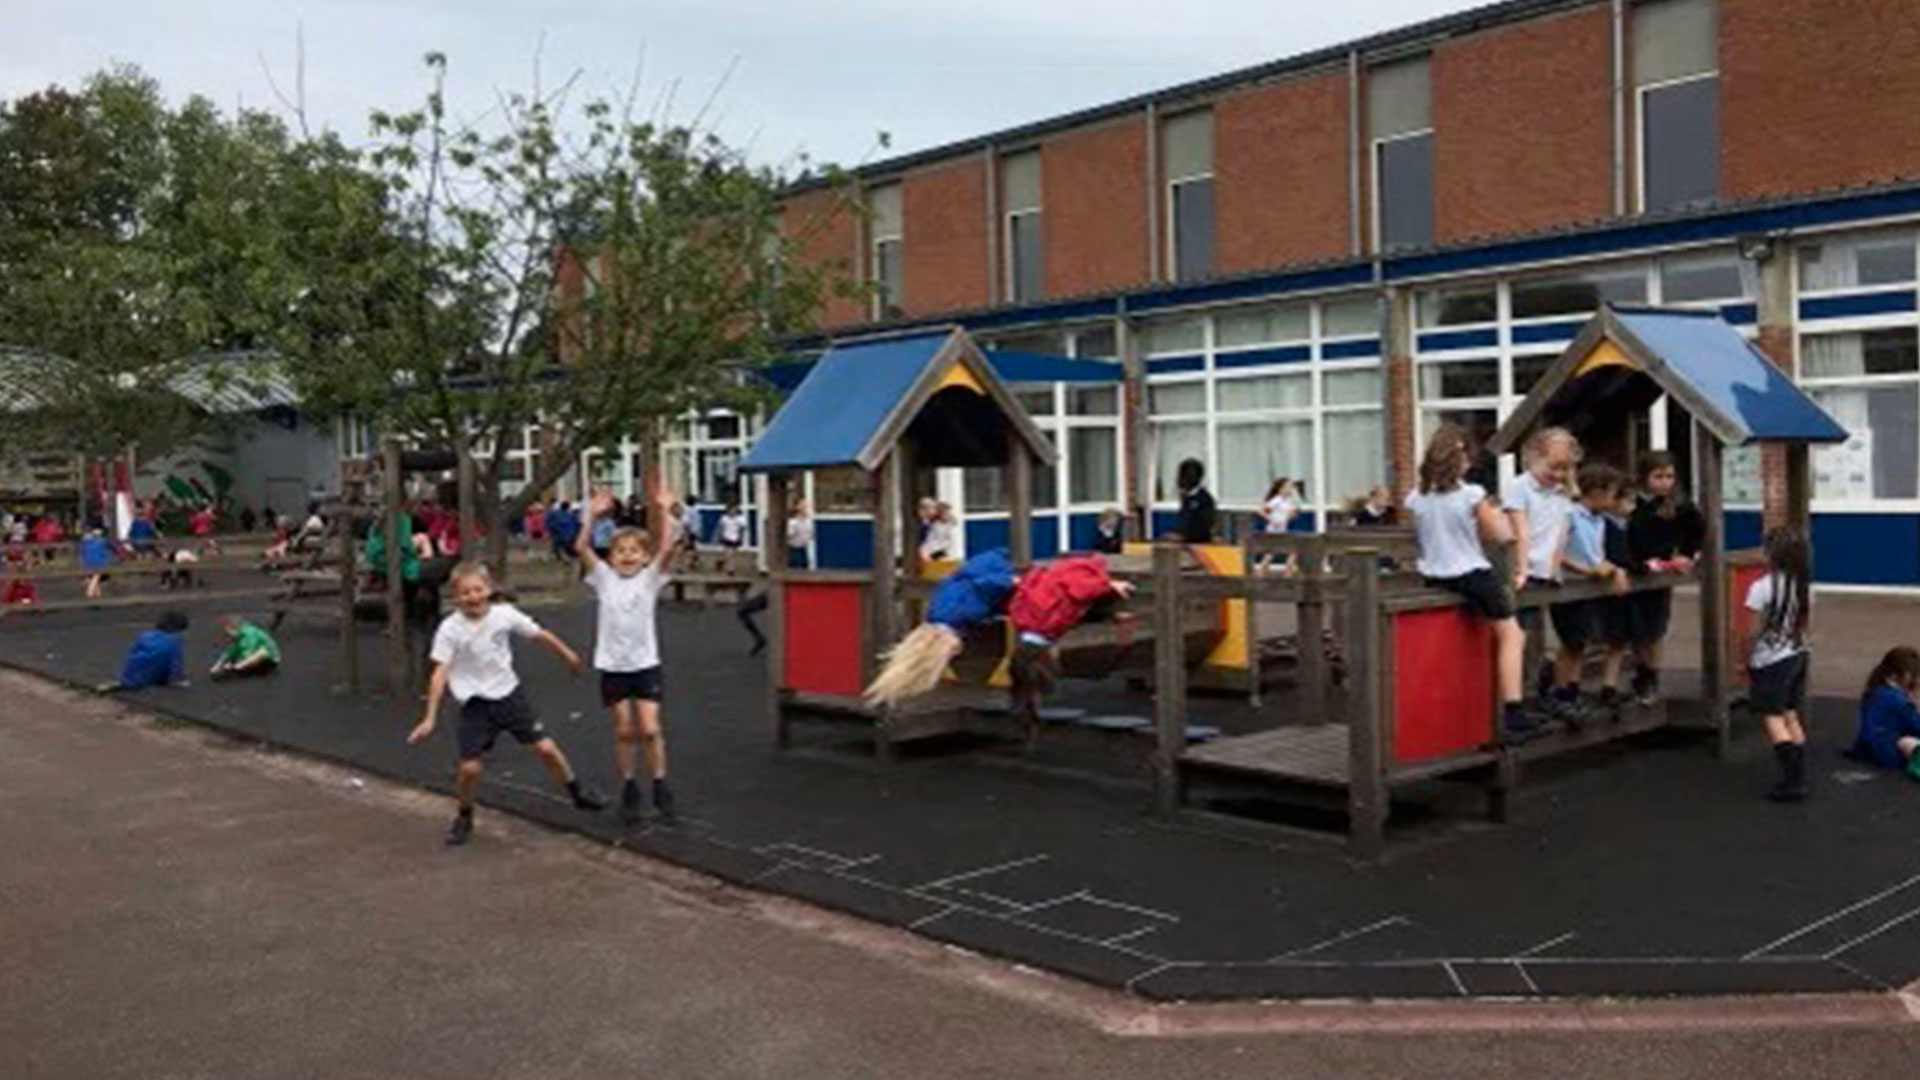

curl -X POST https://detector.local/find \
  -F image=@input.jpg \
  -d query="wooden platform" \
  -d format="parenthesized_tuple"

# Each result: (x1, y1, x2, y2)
(1180, 725, 1352, 787)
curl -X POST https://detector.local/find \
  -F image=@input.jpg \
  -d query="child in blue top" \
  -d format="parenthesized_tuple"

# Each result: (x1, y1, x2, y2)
(79, 528, 114, 599)
(106, 611, 190, 691)
(1852, 647, 1920, 775)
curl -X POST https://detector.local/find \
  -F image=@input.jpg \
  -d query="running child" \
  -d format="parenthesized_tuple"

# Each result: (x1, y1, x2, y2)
(409, 563, 606, 845)
(79, 526, 114, 599)
(210, 614, 281, 680)
(578, 480, 679, 826)
(1625, 451, 1704, 704)
(1850, 647, 1920, 778)
(101, 611, 191, 692)
(1746, 526, 1814, 802)
(1405, 423, 1536, 744)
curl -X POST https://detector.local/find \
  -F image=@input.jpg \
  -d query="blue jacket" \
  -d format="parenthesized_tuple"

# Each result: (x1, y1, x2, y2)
(1852, 684, 1920, 770)
(927, 548, 1017, 630)
(79, 536, 114, 570)
(120, 629, 185, 689)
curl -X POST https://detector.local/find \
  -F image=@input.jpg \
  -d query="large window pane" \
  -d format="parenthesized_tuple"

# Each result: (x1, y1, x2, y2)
(874, 238, 904, 316)
(1035, 432, 1059, 510)
(1661, 250, 1752, 302)
(1417, 286, 1498, 327)
(1069, 427, 1119, 505)
(993, 330, 1066, 355)
(1421, 407, 1499, 488)
(1643, 76, 1719, 212)
(1512, 265, 1648, 319)
(1141, 317, 1204, 355)
(1325, 411, 1385, 505)
(1068, 385, 1119, 416)
(1008, 211, 1043, 304)
(1418, 359, 1499, 400)
(964, 468, 1004, 513)
(1802, 330, 1920, 378)
(1217, 419, 1314, 504)
(1322, 297, 1381, 338)
(1016, 389, 1056, 416)
(1799, 230, 1918, 291)
(1152, 421, 1208, 502)
(1150, 382, 1207, 415)
(1512, 354, 1557, 396)
(1809, 386, 1919, 500)
(1172, 178, 1216, 281)
(1377, 132, 1434, 252)
(1072, 326, 1118, 359)
(1324, 368, 1384, 406)
(1217, 373, 1311, 411)
(1217, 303, 1310, 348)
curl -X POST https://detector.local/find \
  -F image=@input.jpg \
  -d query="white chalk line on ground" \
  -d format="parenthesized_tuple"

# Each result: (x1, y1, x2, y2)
(1270, 916, 1410, 962)
(1743, 870, 1920, 959)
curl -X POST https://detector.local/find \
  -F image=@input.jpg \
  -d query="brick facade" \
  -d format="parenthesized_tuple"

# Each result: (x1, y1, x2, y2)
(1213, 70, 1353, 272)
(1039, 118, 1150, 298)
(1722, 0, 1920, 201)
(779, 186, 865, 329)
(900, 156, 990, 317)
(1432, 5, 1615, 244)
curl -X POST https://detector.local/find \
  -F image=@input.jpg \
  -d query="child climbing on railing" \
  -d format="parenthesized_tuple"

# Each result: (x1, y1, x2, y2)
(1404, 423, 1537, 746)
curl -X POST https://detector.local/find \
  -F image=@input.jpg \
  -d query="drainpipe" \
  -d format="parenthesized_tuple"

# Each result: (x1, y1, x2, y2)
(1349, 48, 1364, 256)
(984, 143, 1001, 306)
(1144, 101, 1162, 284)
(1611, 0, 1627, 216)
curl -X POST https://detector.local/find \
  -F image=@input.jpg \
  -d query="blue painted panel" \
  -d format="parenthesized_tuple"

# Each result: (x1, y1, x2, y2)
(1215, 344, 1311, 369)
(1510, 319, 1586, 345)
(696, 507, 722, 544)
(965, 517, 1010, 556)
(1322, 338, 1382, 359)
(1720, 302, 1758, 325)
(1066, 512, 1102, 553)
(1150, 510, 1179, 538)
(1812, 514, 1920, 585)
(1798, 291, 1919, 321)
(815, 518, 873, 570)
(1033, 516, 1061, 560)
(1724, 510, 1763, 552)
(1146, 355, 1206, 375)
(1417, 327, 1499, 352)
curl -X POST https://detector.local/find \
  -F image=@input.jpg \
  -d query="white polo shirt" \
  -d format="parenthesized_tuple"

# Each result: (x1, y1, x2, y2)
(430, 604, 543, 703)
(1406, 483, 1493, 579)
(1502, 470, 1572, 581)
(584, 560, 668, 672)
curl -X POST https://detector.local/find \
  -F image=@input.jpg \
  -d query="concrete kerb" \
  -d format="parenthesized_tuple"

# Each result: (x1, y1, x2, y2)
(8, 665, 1918, 1037)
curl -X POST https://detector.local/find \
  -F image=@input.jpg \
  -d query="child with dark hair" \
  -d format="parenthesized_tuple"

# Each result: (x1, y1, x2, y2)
(1173, 458, 1215, 543)
(1626, 450, 1704, 704)
(1747, 527, 1814, 802)
(104, 611, 191, 691)
(1851, 647, 1920, 777)
(1548, 464, 1633, 726)
(1405, 423, 1534, 744)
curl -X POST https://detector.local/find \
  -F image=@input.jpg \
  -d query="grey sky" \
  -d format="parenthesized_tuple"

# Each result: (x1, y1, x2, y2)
(4, 0, 1471, 170)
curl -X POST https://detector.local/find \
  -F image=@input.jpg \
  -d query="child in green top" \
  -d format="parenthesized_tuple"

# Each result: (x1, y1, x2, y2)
(211, 615, 281, 680)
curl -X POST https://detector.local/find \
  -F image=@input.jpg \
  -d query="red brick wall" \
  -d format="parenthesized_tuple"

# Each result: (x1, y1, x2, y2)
(1754, 324, 1796, 530)
(901, 156, 990, 317)
(1723, 0, 1920, 199)
(1214, 70, 1352, 272)
(779, 186, 865, 329)
(1432, 4, 1614, 244)
(1041, 117, 1150, 296)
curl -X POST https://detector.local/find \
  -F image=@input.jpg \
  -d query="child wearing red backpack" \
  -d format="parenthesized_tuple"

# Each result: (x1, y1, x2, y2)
(1005, 556, 1135, 739)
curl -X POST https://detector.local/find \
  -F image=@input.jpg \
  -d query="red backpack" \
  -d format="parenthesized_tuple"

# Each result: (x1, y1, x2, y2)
(1007, 557, 1115, 642)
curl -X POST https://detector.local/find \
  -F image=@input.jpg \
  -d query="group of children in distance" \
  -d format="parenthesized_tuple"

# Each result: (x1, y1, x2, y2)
(1408, 420, 1920, 800)
(108, 611, 281, 691)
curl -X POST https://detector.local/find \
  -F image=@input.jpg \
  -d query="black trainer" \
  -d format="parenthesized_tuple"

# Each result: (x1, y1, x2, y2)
(1595, 686, 1625, 721)
(445, 810, 474, 847)
(567, 780, 608, 812)
(619, 779, 644, 826)
(651, 779, 677, 823)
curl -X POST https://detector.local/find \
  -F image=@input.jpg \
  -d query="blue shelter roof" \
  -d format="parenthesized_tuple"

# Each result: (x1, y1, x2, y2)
(740, 328, 1056, 474)
(1493, 307, 1848, 451)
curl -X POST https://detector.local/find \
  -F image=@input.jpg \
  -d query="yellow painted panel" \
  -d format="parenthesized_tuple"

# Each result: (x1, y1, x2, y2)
(922, 558, 961, 581)
(1188, 544, 1247, 670)
(934, 360, 986, 395)
(1573, 338, 1638, 378)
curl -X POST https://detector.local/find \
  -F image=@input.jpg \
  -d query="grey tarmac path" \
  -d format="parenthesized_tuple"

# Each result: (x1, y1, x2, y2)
(3, 671, 1918, 1080)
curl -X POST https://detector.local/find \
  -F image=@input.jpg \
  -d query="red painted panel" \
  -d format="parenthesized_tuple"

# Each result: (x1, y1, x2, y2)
(1729, 561, 1769, 685)
(783, 582, 867, 697)
(1391, 608, 1496, 764)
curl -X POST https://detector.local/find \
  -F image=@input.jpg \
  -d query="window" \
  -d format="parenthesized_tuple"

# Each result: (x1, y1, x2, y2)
(1071, 325, 1118, 359)
(1799, 230, 1918, 292)
(1162, 110, 1214, 281)
(1016, 388, 1056, 416)
(1324, 411, 1385, 504)
(1069, 386, 1119, 416)
(993, 330, 1066, 355)
(1152, 422, 1208, 503)
(1216, 373, 1310, 411)
(1216, 303, 1310, 348)
(1321, 296, 1380, 338)
(1802, 330, 1920, 378)
(1808, 387, 1918, 501)
(1369, 56, 1433, 252)
(1511, 264, 1647, 319)
(1069, 427, 1118, 504)
(1660, 250, 1752, 303)
(1418, 286, 1498, 327)
(868, 183, 903, 318)
(1635, 0, 1719, 212)
(1150, 382, 1207, 416)
(1323, 369, 1383, 406)
(1002, 150, 1043, 303)
(1420, 407, 1500, 485)
(1419, 358, 1500, 400)
(1511, 354, 1557, 397)
(1140, 317, 1205, 356)
(1217, 419, 1313, 503)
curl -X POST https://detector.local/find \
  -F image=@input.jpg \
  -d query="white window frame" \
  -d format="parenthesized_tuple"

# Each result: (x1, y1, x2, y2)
(1372, 127, 1434, 255)
(1635, 71, 1719, 216)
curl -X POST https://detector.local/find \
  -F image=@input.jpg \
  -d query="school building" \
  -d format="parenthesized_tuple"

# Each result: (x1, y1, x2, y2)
(622, 0, 1920, 585)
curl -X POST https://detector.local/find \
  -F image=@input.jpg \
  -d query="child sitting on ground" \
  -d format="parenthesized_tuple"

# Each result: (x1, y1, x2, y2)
(408, 562, 607, 846)
(102, 611, 191, 691)
(1747, 526, 1814, 802)
(1405, 423, 1534, 745)
(210, 615, 281, 680)
(1851, 647, 1920, 779)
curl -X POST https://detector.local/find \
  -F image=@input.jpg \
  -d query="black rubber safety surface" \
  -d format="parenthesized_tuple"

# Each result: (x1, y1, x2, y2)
(5, 595, 1919, 1002)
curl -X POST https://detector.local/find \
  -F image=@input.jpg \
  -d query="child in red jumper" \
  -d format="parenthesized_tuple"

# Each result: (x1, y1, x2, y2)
(1006, 556, 1135, 742)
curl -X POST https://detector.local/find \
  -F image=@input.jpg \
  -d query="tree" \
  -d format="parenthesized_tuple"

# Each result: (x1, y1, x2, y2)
(279, 54, 857, 570)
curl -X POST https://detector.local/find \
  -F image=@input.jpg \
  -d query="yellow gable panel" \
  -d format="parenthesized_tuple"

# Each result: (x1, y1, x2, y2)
(934, 360, 986, 395)
(1574, 338, 1638, 378)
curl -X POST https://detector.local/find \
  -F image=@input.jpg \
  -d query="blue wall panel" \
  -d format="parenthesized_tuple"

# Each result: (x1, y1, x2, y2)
(1417, 328, 1500, 352)
(1066, 512, 1102, 552)
(1724, 510, 1763, 552)
(1216, 345, 1311, 369)
(1322, 338, 1382, 360)
(965, 517, 1010, 556)
(1811, 514, 1920, 585)
(1799, 291, 1918, 321)
(1033, 516, 1061, 560)
(1146, 355, 1206, 375)
(815, 518, 873, 570)
(1511, 319, 1586, 345)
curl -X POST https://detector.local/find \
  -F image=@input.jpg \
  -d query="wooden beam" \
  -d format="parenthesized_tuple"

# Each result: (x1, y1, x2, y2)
(1152, 544, 1188, 818)
(1785, 442, 1812, 540)
(1344, 549, 1387, 857)
(1296, 534, 1329, 712)
(337, 475, 359, 694)
(765, 472, 791, 749)
(1008, 430, 1033, 569)
(381, 438, 407, 694)
(872, 453, 901, 658)
(1696, 427, 1730, 758)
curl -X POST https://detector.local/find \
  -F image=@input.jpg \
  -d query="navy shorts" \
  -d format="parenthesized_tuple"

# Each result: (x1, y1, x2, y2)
(600, 666, 664, 706)
(1748, 654, 1809, 716)
(456, 688, 549, 759)
(1425, 568, 1513, 620)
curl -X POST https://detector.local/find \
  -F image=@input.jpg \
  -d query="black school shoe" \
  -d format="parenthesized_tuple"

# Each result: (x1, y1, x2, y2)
(1594, 686, 1625, 721)
(619, 779, 644, 826)
(445, 811, 474, 846)
(651, 779, 677, 824)
(567, 781, 608, 812)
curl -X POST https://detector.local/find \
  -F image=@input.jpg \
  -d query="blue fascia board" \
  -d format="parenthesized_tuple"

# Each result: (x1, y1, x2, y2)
(1417, 327, 1500, 352)
(1146, 355, 1207, 375)
(1322, 338, 1383, 360)
(1799, 290, 1919, 321)
(1215, 344, 1312, 369)
(1720, 302, 1759, 325)
(1511, 319, 1587, 344)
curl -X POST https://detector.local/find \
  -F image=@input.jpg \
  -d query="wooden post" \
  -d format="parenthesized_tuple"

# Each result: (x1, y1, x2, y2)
(765, 472, 791, 748)
(337, 473, 359, 694)
(1008, 430, 1034, 570)
(1344, 549, 1387, 857)
(872, 452, 901, 656)
(456, 444, 478, 570)
(1152, 544, 1188, 818)
(1696, 427, 1730, 758)
(897, 440, 921, 584)
(381, 438, 407, 694)
(1242, 529, 1261, 707)
(1785, 442, 1812, 540)
(1297, 534, 1329, 715)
